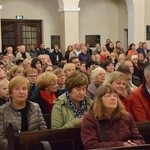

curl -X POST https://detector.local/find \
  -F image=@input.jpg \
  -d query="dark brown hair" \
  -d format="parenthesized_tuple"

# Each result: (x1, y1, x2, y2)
(65, 71, 89, 92)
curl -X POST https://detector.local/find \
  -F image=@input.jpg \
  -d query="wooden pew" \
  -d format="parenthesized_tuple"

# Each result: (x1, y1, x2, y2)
(136, 122, 150, 143)
(7, 121, 150, 150)
(91, 144, 150, 150)
(7, 123, 83, 150)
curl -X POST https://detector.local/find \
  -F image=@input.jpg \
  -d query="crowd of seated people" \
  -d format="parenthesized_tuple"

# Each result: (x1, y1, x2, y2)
(0, 40, 150, 149)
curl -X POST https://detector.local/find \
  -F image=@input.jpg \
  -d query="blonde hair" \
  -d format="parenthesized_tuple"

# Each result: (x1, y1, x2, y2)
(6, 65, 24, 80)
(36, 72, 57, 90)
(0, 79, 9, 88)
(9, 76, 30, 94)
(24, 67, 38, 77)
(118, 53, 126, 62)
(63, 63, 75, 73)
(53, 68, 65, 76)
(131, 55, 138, 61)
(103, 71, 127, 85)
(91, 84, 128, 120)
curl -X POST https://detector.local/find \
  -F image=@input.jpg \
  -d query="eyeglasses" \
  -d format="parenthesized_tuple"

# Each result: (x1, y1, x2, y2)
(27, 75, 37, 78)
(73, 61, 80, 64)
(57, 74, 66, 78)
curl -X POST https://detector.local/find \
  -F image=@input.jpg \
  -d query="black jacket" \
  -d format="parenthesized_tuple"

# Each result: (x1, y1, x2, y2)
(29, 91, 49, 114)
(51, 50, 63, 65)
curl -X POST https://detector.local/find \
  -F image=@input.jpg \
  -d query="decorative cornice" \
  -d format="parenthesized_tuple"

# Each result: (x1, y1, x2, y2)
(58, 7, 80, 12)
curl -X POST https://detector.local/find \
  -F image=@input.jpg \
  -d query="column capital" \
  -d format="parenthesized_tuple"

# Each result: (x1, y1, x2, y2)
(58, 7, 80, 12)
(57, 0, 80, 12)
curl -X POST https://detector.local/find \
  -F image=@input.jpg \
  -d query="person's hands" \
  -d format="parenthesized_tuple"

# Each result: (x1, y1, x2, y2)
(123, 142, 132, 147)
(124, 140, 137, 147)
(127, 140, 137, 146)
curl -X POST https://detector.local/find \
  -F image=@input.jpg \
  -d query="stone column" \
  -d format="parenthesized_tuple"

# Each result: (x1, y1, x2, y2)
(57, 0, 80, 55)
(0, 5, 2, 52)
(126, 0, 145, 45)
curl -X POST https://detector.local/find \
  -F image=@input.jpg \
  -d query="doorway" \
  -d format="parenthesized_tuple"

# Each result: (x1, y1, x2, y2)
(1, 19, 42, 53)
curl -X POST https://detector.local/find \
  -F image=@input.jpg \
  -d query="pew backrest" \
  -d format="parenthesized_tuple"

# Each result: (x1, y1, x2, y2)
(7, 121, 150, 150)
(91, 144, 150, 150)
(136, 121, 150, 143)
(7, 126, 83, 150)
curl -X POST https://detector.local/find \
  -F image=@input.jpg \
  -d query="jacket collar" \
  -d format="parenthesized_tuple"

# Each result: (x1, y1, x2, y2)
(142, 83, 150, 101)
(10, 100, 30, 112)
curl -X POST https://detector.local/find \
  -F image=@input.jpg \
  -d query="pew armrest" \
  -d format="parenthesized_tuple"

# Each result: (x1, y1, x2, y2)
(41, 141, 52, 150)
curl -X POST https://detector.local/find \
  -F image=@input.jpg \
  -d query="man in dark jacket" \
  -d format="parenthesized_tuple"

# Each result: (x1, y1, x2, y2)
(51, 45, 63, 65)
(37, 43, 52, 60)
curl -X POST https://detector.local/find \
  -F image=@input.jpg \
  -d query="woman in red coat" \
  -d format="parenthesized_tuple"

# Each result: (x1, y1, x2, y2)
(81, 85, 145, 150)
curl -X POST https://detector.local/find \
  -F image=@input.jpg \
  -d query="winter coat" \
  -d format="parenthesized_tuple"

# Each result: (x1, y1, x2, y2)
(51, 93, 92, 129)
(51, 50, 63, 65)
(16, 52, 31, 59)
(0, 101, 47, 150)
(130, 84, 150, 122)
(30, 91, 55, 114)
(87, 82, 101, 100)
(0, 97, 8, 106)
(81, 111, 145, 150)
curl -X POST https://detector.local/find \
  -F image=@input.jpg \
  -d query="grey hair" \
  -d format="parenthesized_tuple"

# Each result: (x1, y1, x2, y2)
(144, 64, 150, 78)
(91, 67, 106, 80)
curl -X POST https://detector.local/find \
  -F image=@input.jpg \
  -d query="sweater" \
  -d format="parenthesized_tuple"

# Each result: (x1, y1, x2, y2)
(81, 112, 145, 150)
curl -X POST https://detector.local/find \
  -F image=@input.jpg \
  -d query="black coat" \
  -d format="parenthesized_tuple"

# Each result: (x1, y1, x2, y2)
(0, 97, 7, 106)
(37, 48, 52, 60)
(29, 91, 49, 114)
(51, 50, 63, 65)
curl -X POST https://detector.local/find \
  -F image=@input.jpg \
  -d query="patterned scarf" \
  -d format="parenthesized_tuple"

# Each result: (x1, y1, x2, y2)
(66, 92, 87, 118)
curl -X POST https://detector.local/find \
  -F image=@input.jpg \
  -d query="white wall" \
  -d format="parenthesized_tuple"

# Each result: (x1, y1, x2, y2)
(145, 0, 150, 48)
(79, 0, 127, 50)
(118, 0, 128, 51)
(1, 0, 60, 48)
(3, 0, 147, 51)
(0, 4, 2, 51)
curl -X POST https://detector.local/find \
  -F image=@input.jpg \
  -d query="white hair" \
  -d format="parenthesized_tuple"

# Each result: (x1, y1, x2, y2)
(131, 55, 138, 61)
(144, 64, 150, 78)
(91, 67, 106, 80)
